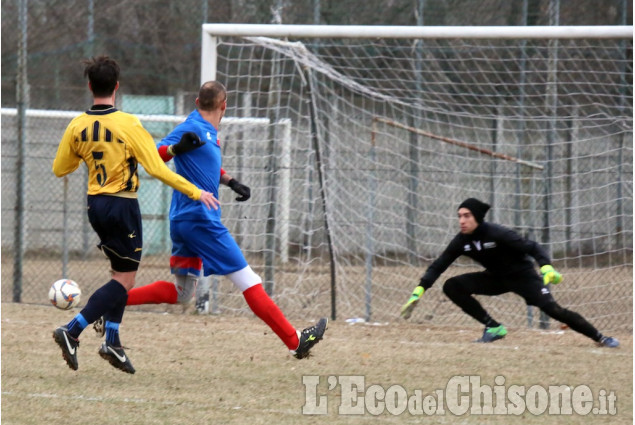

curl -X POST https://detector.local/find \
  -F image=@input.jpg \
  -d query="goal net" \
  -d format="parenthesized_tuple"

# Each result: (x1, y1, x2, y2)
(200, 25, 633, 331)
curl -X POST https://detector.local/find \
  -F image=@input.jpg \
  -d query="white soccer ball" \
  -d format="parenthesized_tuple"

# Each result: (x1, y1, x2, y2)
(49, 279, 81, 310)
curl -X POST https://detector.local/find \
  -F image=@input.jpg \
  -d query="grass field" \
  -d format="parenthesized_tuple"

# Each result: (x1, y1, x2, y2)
(2, 302, 632, 424)
(2, 255, 632, 334)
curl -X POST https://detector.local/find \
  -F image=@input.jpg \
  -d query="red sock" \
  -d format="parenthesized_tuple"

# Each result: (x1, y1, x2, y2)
(127, 280, 178, 305)
(243, 284, 299, 350)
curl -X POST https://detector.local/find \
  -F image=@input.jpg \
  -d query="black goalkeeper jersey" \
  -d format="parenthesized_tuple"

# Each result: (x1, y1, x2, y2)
(419, 222, 551, 290)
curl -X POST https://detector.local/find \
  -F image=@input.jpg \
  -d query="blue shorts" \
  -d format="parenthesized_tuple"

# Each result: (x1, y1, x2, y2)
(170, 219, 247, 277)
(87, 194, 143, 272)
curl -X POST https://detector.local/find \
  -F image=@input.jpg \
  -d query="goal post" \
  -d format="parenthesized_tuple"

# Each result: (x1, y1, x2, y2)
(200, 24, 632, 330)
(201, 24, 632, 83)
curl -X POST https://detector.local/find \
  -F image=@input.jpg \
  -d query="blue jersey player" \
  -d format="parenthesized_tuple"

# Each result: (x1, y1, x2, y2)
(110, 81, 327, 359)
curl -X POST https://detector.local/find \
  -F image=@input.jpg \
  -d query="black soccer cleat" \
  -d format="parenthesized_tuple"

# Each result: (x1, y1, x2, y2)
(292, 318, 328, 359)
(98, 342, 135, 374)
(53, 326, 79, 371)
(93, 316, 105, 337)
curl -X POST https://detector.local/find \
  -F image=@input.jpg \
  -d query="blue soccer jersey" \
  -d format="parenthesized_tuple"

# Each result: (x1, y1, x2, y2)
(157, 110, 223, 223)
(157, 110, 247, 276)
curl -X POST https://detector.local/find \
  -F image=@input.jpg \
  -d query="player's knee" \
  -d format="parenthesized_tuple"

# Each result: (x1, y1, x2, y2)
(227, 266, 261, 292)
(443, 277, 461, 298)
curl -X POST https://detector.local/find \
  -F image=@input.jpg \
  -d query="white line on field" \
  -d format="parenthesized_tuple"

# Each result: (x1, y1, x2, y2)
(2, 391, 180, 406)
(0, 391, 457, 423)
(1, 390, 303, 417)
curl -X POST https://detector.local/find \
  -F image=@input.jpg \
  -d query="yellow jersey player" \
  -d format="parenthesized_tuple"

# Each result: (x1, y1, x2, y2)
(52, 55, 218, 374)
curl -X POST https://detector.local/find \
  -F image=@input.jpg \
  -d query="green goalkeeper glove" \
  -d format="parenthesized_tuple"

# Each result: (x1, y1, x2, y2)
(400, 286, 424, 319)
(540, 265, 563, 285)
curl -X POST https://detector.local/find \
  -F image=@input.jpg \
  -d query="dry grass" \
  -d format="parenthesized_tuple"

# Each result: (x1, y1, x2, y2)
(2, 254, 632, 333)
(1, 303, 632, 424)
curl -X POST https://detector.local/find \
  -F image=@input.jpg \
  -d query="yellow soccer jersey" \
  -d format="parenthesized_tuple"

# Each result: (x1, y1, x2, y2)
(53, 107, 202, 200)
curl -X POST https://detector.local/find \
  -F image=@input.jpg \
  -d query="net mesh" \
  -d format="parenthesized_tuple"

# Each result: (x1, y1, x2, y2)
(2, 31, 632, 331)
(212, 34, 632, 330)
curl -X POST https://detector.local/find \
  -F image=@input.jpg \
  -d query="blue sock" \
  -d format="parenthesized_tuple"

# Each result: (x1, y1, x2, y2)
(105, 321, 121, 346)
(66, 314, 88, 338)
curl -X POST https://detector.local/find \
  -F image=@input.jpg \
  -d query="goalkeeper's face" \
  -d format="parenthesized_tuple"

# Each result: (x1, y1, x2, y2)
(458, 208, 478, 234)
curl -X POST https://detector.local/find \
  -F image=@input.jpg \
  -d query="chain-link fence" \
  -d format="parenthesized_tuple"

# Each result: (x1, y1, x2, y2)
(2, 0, 632, 332)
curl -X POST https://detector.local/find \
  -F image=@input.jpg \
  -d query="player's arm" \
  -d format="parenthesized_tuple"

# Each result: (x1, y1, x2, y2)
(401, 239, 461, 319)
(495, 226, 562, 284)
(157, 131, 206, 162)
(129, 122, 218, 209)
(52, 124, 82, 177)
(220, 170, 250, 202)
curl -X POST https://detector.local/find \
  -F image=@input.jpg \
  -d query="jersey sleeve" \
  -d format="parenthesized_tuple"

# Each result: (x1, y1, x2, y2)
(156, 124, 184, 162)
(127, 119, 202, 201)
(419, 236, 463, 290)
(157, 145, 173, 162)
(52, 123, 82, 177)
(494, 225, 551, 267)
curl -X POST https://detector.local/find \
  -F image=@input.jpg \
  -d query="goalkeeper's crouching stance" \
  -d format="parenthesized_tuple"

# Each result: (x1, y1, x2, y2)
(401, 198, 619, 348)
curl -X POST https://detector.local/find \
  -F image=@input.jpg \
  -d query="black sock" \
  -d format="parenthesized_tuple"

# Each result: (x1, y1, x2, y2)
(70, 279, 127, 338)
(484, 316, 501, 328)
(105, 293, 128, 346)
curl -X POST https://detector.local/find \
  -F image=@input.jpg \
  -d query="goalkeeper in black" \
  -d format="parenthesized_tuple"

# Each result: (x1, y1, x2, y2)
(401, 198, 619, 348)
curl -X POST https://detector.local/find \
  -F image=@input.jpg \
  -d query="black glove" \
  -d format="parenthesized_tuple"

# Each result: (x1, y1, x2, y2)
(168, 132, 205, 156)
(228, 179, 251, 202)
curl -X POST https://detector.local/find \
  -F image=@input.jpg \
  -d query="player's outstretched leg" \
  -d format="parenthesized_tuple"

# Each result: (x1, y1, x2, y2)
(292, 318, 328, 359)
(52, 326, 80, 370)
(98, 342, 135, 374)
(540, 301, 620, 348)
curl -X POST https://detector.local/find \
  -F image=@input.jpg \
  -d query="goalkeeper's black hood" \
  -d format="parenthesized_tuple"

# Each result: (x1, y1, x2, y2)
(458, 198, 490, 224)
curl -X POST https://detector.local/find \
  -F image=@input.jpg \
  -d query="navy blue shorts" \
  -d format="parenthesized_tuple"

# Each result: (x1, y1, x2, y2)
(87, 194, 143, 272)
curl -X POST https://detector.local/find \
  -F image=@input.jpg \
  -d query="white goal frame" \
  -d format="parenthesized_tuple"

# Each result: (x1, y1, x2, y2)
(198, 24, 632, 325)
(201, 24, 633, 83)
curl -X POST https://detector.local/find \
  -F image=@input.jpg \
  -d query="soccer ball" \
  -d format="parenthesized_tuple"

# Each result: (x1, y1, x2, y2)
(49, 279, 81, 310)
